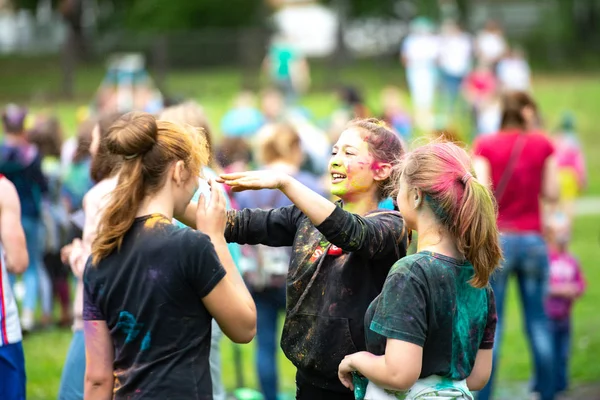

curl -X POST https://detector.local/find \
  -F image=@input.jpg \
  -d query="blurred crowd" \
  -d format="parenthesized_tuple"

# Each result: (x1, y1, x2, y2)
(0, 15, 590, 400)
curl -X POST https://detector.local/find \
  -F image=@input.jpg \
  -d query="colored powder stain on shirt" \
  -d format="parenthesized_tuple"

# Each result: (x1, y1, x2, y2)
(141, 331, 151, 352)
(450, 267, 488, 379)
(143, 214, 169, 230)
(116, 311, 143, 344)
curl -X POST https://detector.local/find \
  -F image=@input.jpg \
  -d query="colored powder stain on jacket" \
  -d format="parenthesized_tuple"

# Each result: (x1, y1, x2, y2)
(225, 201, 408, 392)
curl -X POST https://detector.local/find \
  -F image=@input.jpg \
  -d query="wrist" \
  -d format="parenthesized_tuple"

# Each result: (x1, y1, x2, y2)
(278, 174, 292, 191)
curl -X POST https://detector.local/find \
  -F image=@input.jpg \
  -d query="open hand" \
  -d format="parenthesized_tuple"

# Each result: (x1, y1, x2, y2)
(338, 355, 355, 391)
(217, 170, 289, 192)
(196, 179, 227, 239)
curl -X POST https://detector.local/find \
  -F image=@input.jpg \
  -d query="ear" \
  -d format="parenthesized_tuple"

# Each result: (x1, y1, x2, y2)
(172, 160, 186, 186)
(372, 162, 392, 183)
(413, 188, 423, 210)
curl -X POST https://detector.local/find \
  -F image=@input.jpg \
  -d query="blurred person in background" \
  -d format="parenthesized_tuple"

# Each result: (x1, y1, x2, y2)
(475, 20, 507, 71)
(438, 20, 473, 116)
(0, 176, 29, 400)
(58, 111, 123, 400)
(552, 112, 587, 219)
(221, 92, 265, 139)
(235, 122, 324, 400)
(28, 115, 72, 328)
(216, 137, 254, 203)
(379, 86, 412, 141)
(401, 17, 439, 131)
(61, 117, 95, 216)
(473, 91, 559, 400)
(0, 104, 48, 333)
(538, 212, 585, 397)
(329, 86, 370, 145)
(462, 62, 498, 137)
(496, 46, 532, 93)
(161, 100, 244, 400)
(263, 33, 310, 104)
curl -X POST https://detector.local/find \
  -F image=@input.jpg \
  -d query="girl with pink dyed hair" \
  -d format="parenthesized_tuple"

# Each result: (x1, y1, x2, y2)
(338, 141, 502, 400)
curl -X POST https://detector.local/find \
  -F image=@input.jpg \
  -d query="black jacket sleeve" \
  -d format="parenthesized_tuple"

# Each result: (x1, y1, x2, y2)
(315, 206, 408, 260)
(225, 205, 304, 247)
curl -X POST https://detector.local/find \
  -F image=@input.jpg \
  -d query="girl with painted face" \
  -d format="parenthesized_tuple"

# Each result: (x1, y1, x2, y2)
(337, 141, 501, 400)
(180, 118, 409, 400)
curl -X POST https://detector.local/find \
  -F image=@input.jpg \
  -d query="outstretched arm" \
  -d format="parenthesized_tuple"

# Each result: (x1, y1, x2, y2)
(219, 171, 407, 257)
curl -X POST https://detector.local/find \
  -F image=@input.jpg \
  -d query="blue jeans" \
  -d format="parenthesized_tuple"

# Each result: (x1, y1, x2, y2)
(477, 234, 556, 400)
(549, 318, 570, 393)
(20, 216, 45, 313)
(440, 71, 464, 114)
(254, 286, 286, 400)
(58, 330, 85, 399)
(210, 320, 226, 400)
(0, 341, 26, 400)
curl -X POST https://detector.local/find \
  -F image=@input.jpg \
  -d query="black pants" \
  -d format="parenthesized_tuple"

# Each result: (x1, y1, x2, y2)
(295, 373, 354, 400)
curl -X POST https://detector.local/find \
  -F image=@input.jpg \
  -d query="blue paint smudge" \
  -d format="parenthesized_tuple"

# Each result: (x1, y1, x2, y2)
(141, 331, 151, 351)
(116, 311, 143, 344)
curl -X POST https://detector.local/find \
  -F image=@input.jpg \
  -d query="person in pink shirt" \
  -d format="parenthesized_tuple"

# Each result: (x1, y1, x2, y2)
(552, 113, 587, 218)
(540, 212, 585, 395)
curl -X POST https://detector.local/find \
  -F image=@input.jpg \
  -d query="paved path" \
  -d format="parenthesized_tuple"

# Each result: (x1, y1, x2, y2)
(575, 196, 600, 216)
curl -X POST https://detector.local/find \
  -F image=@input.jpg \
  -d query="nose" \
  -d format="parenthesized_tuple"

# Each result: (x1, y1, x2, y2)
(329, 156, 341, 169)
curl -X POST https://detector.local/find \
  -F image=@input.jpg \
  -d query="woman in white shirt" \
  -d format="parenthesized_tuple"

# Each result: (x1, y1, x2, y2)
(401, 17, 439, 131)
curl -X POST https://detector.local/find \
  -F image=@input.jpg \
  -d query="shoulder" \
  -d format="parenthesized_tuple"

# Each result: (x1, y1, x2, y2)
(388, 254, 430, 279)
(173, 226, 213, 251)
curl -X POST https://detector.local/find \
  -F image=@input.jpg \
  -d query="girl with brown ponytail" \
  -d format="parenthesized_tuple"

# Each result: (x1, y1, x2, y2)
(83, 112, 256, 399)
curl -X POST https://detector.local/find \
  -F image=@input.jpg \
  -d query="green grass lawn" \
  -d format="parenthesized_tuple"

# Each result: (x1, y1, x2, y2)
(3, 58, 598, 398)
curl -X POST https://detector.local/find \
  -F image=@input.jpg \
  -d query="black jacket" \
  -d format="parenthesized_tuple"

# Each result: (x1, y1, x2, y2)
(226, 203, 408, 392)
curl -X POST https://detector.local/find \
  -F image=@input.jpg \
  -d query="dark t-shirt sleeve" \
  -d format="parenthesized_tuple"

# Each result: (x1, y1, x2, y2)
(82, 261, 105, 321)
(316, 206, 407, 260)
(225, 205, 303, 247)
(370, 261, 428, 347)
(480, 286, 497, 350)
(183, 230, 226, 298)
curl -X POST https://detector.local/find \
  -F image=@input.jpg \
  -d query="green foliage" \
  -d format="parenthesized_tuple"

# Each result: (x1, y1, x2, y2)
(115, 0, 265, 31)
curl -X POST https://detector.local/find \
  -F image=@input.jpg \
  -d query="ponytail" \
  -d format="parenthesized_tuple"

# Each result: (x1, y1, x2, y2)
(454, 176, 502, 288)
(401, 141, 502, 288)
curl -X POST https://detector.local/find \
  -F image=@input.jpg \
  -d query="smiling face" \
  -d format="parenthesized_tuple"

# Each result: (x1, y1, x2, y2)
(328, 128, 378, 201)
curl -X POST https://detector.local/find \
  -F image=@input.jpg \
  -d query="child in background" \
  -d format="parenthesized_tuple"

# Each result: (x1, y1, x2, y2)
(542, 212, 585, 395)
(380, 86, 412, 141)
(553, 112, 587, 218)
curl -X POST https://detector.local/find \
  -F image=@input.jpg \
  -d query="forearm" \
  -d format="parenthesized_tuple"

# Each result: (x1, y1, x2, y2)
(280, 175, 335, 227)
(349, 352, 412, 391)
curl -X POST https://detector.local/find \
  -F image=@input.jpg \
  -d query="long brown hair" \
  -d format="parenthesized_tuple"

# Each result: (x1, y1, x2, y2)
(91, 112, 208, 264)
(401, 141, 502, 288)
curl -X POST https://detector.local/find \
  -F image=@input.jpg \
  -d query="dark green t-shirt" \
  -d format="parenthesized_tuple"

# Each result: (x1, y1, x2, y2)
(364, 251, 497, 380)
